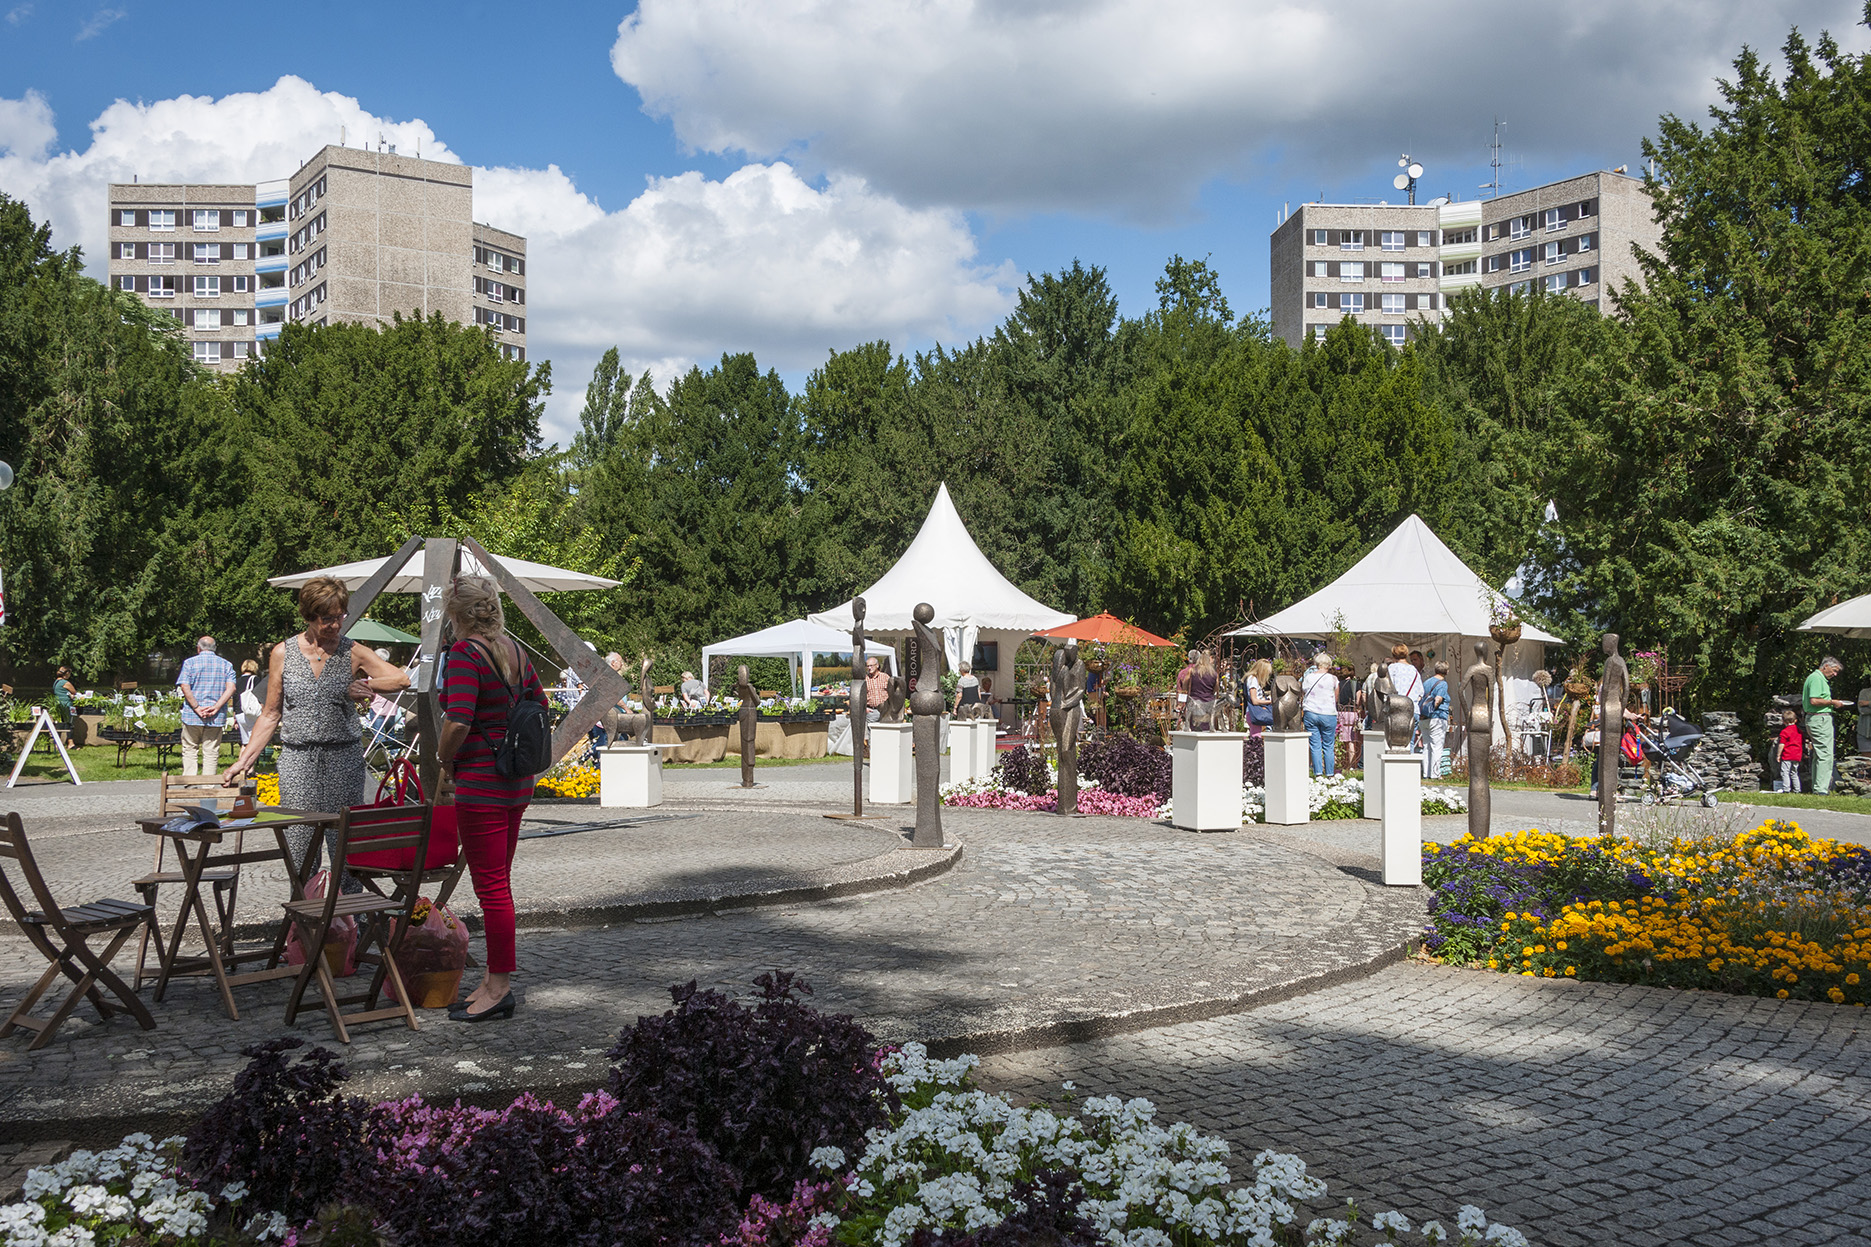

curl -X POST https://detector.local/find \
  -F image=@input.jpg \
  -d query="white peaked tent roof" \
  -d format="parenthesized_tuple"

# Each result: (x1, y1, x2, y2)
(1797, 594, 1871, 640)
(700, 619, 897, 692)
(808, 483, 1073, 633)
(269, 548, 622, 594)
(1225, 514, 1560, 643)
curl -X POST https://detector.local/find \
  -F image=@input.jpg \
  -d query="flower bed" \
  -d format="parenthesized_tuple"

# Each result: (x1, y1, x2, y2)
(0, 974, 1526, 1247)
(536, 760, 599, 799)
(1422, 821, 1871, 1005)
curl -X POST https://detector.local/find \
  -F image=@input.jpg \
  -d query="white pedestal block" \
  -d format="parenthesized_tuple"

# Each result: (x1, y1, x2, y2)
(1380, 749, 1423, 885)
(1170, 731, 1248, 831)
(948, 721, 986, 784)
(1261, 731, 1310, 825)
(976, 724, 1003, 780)
(1362, 730, 1388, 818)
(869, 722, 915, 804)
(599, 744, 662, 808)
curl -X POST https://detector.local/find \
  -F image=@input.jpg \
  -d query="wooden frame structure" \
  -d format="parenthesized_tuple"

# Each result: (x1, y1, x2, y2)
(337, 536, 631, 793)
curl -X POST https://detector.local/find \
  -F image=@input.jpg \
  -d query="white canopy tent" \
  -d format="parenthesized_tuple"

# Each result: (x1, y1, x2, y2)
(808, 483, 1073, 704)
(700, 619, 898, 695)
(1797, 595, 1871, 641)
(1226, 514, 1559, 746)
(269, 549, 622, 594)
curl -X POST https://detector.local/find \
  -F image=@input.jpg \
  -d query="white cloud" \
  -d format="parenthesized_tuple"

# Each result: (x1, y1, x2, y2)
(0, 89, 55, 160)
(611, 0, 1870, 217)
(7, 4, 35, 25)
(74, 6, 124, 41)
(0, 76, 1013, 446)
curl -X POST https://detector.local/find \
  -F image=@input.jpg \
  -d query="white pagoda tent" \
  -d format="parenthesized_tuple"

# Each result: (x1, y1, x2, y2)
(269, 548, 621, 594)
(700, 619, 898, 695)
(1797, 594, 1871, 640)
(1226, 514, 1558, 745)
(809, 483, 1072, 700)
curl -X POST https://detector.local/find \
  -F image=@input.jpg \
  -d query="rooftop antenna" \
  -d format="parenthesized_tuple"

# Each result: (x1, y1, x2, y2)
(1393, 154, 1424, 205)
(1481, 117, 1505, 198)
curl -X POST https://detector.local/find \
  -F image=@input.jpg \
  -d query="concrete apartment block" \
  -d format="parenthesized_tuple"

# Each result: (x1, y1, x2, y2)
(471, 222, 528, 362)
(109, 143, 524, 370)
(1270, 202, 1445, 349)
(1269, 169, 1661, 350)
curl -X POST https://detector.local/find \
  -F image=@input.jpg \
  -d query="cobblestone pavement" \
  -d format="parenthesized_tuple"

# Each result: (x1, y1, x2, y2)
(0, 807, 1420, 1140)
(976, 960, 1871, 1247)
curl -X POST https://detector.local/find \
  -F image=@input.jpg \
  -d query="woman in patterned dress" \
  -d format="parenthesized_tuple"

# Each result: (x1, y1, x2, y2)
(224, 575, 409, 886)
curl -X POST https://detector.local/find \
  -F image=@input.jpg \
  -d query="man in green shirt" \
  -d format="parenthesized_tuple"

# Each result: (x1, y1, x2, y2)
(1802, 657, 1848, 794)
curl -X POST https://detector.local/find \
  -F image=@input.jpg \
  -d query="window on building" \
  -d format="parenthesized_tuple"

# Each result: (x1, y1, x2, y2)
(119, 209, 137, 227)
(231, 342, 251, 359)
(232, 243, 249, 260)
(1442, 227, 1477, 245)
(1380, 231, 1405, 251)
(1578, 199, 1595, 217)
(1509, 216, 1532, 240)
(193, 243, 218, 264)
(1545, 207, 1565, 231)
(1509, 248, 1533, 273)
(194, 276, 221, 297)
(1340, 231, 1364, 251)
(1509, 279, 1532, 296)
(232, 308, 250, 325)
(149, 276, 175, 298)
(192, 210, 219, 232)
(1544, 241, 1562, 265)
(1577, 268, 1594, 284)
(232, 210, 248, 227)
(1379, 325, 1407, 346)
(1545, 273, 1567, 294)
(1312, 229, 1327, 245)
(1577, 233, 1594, 252)
(487, 252, 505, 273)
(196, 308, 222, 330)
(1485, 255, 1502, 273)
(1416, 231, 1433, 247)
(150, 211, 175, 232)
(1341, 293, 1365, 313)
(191, 341, 222, 364)
(152, 243, 175, 264)
(119, 275, 134, 290)
(1422, 293, 1439, 311)
(1382, 293, 1405, 314)
(233, 276, 251, 292)
(1444, 259, 1477, 276)
(1415, 262, 1433, 278)
(1311, 292, 1327, 308)
(1380, 262, 1405, 282)
(1340, 262, 1364, 282)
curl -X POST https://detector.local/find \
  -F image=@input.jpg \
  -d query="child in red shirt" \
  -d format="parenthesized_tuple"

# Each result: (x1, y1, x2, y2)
(1777, 711, 1804, 793)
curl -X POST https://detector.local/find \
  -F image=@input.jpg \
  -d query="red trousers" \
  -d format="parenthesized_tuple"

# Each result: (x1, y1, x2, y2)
(456, 803, 524, 974)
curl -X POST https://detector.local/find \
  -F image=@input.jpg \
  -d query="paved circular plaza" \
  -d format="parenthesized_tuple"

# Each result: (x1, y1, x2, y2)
(3, 763, 1869, 1246)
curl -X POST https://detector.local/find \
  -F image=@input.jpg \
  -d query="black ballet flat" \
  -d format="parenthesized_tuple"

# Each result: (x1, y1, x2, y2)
(451, 992, 515, 1022)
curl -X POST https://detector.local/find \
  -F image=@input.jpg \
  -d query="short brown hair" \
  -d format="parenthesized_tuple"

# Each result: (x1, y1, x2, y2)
(1391, 643, 1409, 661)
(298, 575, 349, 623)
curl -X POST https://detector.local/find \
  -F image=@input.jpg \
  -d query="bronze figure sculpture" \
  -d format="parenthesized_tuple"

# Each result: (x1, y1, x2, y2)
(882, 671, 906, 724)
(1598, 633, 1628, 837)
(1271, 670, 1304, 732)
(1463, 640, 1493, 838)
(1381, 671, 1414, 750)
(909, 603, 946, 848)
(604, 655, 656, 747)
(736, 663, 758, 788)
(1049, 640, 1088, 816)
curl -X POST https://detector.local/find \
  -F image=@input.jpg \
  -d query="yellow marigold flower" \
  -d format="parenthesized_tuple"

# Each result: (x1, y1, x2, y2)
(1829, 988, 1846, 1004)
(1556, 941, 1568, 951)
(1543, 968, 1556, 977)
(1522, 946, 1535, 956)
(1777, 989, 1790, 1000)
(1849, 974, 1862, 987)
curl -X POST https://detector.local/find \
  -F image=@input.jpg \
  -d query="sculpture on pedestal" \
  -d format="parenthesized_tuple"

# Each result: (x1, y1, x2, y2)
(849, 596, 866, 816)
(605, 655, 656, 746)
(1270, 670, 1304, 732)
(1049, 640, 1087, 816)
(1598, 633, 1628, 837)
(736, 664, 758, 788)
(1463, 640, 1493, 838)
(882, 671, 906, 723)
(908, 603, 945, 848)
(1381, 671, 1414, 749)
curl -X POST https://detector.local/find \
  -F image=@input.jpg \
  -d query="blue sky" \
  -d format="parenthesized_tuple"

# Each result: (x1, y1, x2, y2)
(3, 0, 1864, 447)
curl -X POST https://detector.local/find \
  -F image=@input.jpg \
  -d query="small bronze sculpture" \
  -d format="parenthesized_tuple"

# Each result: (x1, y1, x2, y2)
(1464, 640, 1493, 838)
(605, 655, 656, 746)
(1049, 640, 1087, 816)
(1271, 670, 1304, 732)
(1379, 671, 1413, 750)
(736, 663, 758, 788)
(1598, 633, 1628, 837)
(849, 596, 866, 815)
(909, 602, 945, 848)
(882, 671, 906, 723)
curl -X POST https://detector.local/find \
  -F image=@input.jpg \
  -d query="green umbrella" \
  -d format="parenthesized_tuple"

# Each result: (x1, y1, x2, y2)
(346, 618, 421, 645)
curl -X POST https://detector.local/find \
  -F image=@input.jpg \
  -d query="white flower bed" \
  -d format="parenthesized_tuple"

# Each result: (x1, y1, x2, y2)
(1172, 777, 1468, 825)
(0, 1134, 277, 1247)
(822, 1045, 1528, 1247)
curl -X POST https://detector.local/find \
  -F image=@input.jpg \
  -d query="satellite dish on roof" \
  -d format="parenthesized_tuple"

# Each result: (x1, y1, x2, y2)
(1393, 173, 1410, 190)
(1408, 163, 1424, 180)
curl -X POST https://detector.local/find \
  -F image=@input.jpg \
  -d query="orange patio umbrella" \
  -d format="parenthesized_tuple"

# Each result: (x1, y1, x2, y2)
(1034, 612, 1178, 647)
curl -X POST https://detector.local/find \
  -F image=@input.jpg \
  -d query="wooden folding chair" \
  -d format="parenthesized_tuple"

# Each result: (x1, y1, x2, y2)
(134, 774, 246, 990)
(0, 811, 156, 1051)
(282, 803, 433, 1043)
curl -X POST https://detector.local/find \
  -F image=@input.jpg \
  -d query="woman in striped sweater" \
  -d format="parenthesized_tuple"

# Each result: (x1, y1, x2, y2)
(437, 574, 547, 1023)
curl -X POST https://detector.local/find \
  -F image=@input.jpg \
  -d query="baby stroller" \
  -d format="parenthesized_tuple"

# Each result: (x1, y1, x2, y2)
(1628, 712, 1720, 808)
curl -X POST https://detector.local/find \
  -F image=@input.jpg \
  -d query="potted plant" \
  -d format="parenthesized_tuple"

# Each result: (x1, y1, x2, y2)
(1487, 595, 1523, 647)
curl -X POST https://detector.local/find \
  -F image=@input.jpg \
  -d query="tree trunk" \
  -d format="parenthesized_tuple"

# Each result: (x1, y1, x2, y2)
(1494, 645, 1516, 775)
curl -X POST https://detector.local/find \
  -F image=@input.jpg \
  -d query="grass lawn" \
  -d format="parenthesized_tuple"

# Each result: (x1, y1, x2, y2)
(1719, 789, 1871, 817)
(3, 742, 279, 784)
